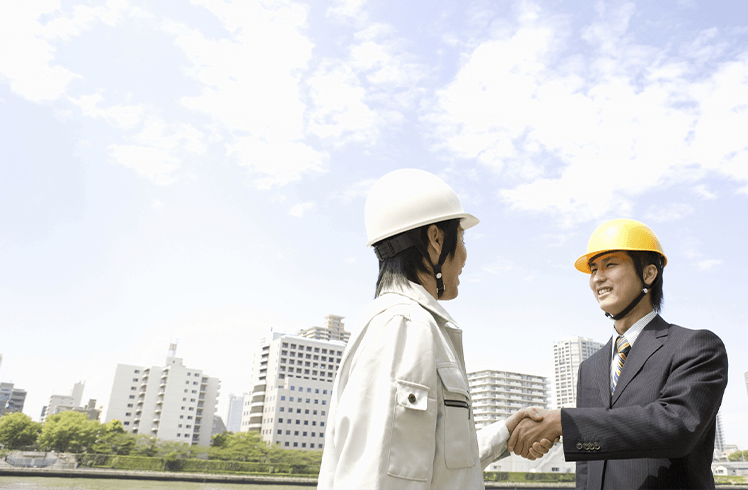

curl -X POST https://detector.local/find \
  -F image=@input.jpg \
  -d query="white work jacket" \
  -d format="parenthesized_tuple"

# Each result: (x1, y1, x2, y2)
(318, 281, 510, 490)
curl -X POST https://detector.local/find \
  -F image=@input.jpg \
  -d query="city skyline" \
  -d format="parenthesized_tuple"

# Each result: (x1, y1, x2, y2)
(1, 0, 747, 451)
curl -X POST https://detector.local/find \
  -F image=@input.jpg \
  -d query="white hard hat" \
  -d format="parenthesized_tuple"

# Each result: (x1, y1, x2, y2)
(365, 168, 479, 247)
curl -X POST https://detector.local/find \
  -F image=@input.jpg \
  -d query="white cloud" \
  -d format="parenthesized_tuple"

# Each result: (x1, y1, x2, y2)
(306, 60, 382, 145)
(693, 184, 718, 200)
(108, 145, 180, 185)
(289, 201, 315, 218)
(69, 93, 144, 129)
(482, 257, 515, 274)
(0, 1, 139, 101)
(307, 23, 425, 147)
(698, 259, 722, 271)
(643, 203, 694, 222)
(169, 0, 326, 188)
(332, 178, 376, 204)
(326, 0, 367, 22)
(0, 2, 80, 101)
(425, 1, 748, 225)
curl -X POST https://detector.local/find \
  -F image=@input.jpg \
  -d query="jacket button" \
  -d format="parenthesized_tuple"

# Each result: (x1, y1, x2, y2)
(408, 393, 416, 404)
(594, 443, 601, 450)
(576, 442, 583, 450)
(583, 443, 591, 450)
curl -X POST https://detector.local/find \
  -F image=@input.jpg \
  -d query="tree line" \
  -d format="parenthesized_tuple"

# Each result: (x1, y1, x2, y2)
(0, 411, 322, 471)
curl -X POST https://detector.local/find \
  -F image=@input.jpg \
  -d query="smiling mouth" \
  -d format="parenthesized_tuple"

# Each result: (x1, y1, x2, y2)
(597, 287, 612, 296)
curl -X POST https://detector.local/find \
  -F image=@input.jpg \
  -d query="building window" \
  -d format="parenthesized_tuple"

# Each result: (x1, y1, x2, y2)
(303, 432, 307, 436)
(302, 443, 307, 448)
(296, 420, 300, 425)
(304, 421, 308, 425)
(293, 442, 298, 447)
(310, 443, 315, 448)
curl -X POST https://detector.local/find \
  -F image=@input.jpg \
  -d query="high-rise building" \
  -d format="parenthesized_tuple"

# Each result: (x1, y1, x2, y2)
(714, 411, 725, 455)
(223, 392, 246, 433)
(40, 381, 86, 422)
(468, 370, 550, 430)
(553, 337, 604, 408)
(297, 314, 350, 343)
(104, 343, 220, 446)
(240, 316, 349, 450)
(0, 382, 26, 416)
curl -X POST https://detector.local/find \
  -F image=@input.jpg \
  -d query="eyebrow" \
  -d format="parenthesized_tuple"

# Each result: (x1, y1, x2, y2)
(589, 254, 621, 268)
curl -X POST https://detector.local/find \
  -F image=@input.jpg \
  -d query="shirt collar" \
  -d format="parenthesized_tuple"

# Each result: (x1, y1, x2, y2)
(611, 309, 657, 351)
(379, 280, 460, 328)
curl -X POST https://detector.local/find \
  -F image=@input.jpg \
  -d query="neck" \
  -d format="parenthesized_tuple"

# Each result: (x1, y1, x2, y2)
(614, 302, 654, 335)
(417, 272, 439, 300)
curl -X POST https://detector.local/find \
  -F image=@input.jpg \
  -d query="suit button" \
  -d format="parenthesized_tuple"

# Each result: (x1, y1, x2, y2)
(408, 393, 416, 404)
(594, 443, 601, 450)
(576, 442, 583, 450)
(583, 443, 591, 450)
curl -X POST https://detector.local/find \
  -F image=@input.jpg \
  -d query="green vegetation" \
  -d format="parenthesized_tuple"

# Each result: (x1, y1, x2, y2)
(0, 413, 42, 450)
(0, 413, 321, 476)
(484, 471, 576, 483)
(728, 450, 748, 462)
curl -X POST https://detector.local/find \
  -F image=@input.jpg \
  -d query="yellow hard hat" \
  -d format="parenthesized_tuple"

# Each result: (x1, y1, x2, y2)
(575, 218, 667, 273)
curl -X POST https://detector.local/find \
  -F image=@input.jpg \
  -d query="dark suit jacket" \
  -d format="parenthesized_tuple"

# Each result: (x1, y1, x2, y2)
(561, 315, 728, 489)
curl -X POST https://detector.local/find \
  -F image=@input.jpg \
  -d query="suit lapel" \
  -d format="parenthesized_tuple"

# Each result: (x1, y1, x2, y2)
(596, 338, 614, 407)
(611, 315, 669, 405)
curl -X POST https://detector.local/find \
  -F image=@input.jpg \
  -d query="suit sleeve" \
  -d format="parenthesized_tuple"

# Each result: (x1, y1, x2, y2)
(322, 313, 439, 489)
(574, 364, 589, 489)
(562, 329, 728, 461)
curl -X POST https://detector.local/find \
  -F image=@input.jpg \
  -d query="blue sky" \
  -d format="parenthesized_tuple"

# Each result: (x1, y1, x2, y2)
(1, 0, 747, 449)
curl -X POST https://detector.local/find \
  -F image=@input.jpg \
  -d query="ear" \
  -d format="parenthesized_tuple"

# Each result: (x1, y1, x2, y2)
(643, 263, 658, 288)
(425, 224, 444, 257)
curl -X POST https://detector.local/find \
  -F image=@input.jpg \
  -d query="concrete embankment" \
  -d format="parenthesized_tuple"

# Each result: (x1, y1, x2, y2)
(0, 466, 318, 486)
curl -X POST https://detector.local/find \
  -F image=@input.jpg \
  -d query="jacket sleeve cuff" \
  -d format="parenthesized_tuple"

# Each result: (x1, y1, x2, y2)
(478, 421, 511, 469)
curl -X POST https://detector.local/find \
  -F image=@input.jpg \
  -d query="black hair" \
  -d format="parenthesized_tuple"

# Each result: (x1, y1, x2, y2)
(626, 250, 665, 313)
(374, 219, 460, 298)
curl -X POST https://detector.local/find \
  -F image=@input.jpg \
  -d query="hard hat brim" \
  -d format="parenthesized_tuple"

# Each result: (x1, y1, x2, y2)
(575, 248, 668, 274)
(366, 212, 479, 247)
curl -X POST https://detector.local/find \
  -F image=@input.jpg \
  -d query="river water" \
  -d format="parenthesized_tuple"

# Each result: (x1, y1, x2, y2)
(0, 477, 310, 490)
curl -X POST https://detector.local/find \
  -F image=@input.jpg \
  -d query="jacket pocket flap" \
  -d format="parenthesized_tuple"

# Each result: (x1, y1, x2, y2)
(437, 365, 469, 398)
(395, 379, 429, 411)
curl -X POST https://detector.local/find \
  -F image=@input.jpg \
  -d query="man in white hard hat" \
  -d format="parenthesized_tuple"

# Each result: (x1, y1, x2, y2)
(318, 169, 553, 490)
(507, 219, 728, 489)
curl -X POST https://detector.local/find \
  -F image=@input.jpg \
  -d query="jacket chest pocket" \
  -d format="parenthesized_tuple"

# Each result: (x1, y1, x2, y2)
(438, 365, 478, 469)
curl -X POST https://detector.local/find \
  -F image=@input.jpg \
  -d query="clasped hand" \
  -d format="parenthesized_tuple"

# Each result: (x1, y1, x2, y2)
(505, 408, 562, 460)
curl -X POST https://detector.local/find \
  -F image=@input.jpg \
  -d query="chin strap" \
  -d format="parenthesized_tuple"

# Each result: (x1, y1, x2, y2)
(605, 287, 650, 321)
(373, 230, 446, 298)
(605, 273, 660, 321)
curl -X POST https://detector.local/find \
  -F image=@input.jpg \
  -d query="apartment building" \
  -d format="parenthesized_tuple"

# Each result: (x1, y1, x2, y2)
(553, 336, 604, 408)
(104, 344, 220, 446)
(297, 314, 350, 343)
(468, 370, 550, 430)
(240, 316, 349, 450)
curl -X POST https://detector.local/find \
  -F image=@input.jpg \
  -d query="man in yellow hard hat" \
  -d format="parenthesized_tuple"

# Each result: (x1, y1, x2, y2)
(507, 218, 729, 489)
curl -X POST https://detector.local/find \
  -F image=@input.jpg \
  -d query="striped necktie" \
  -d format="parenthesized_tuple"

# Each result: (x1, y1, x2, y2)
(612, 335, 631, 395)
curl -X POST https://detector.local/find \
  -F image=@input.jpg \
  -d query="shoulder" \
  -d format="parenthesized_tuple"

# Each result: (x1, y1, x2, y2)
(658, 317, 726, 349)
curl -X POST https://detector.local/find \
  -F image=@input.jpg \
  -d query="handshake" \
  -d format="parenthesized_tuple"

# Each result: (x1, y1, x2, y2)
(504, 407, 563, 460)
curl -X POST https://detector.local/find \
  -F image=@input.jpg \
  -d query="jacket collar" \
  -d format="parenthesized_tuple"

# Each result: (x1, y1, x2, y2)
(379, 281, 460, 328)
(611, 314, 668, 405)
